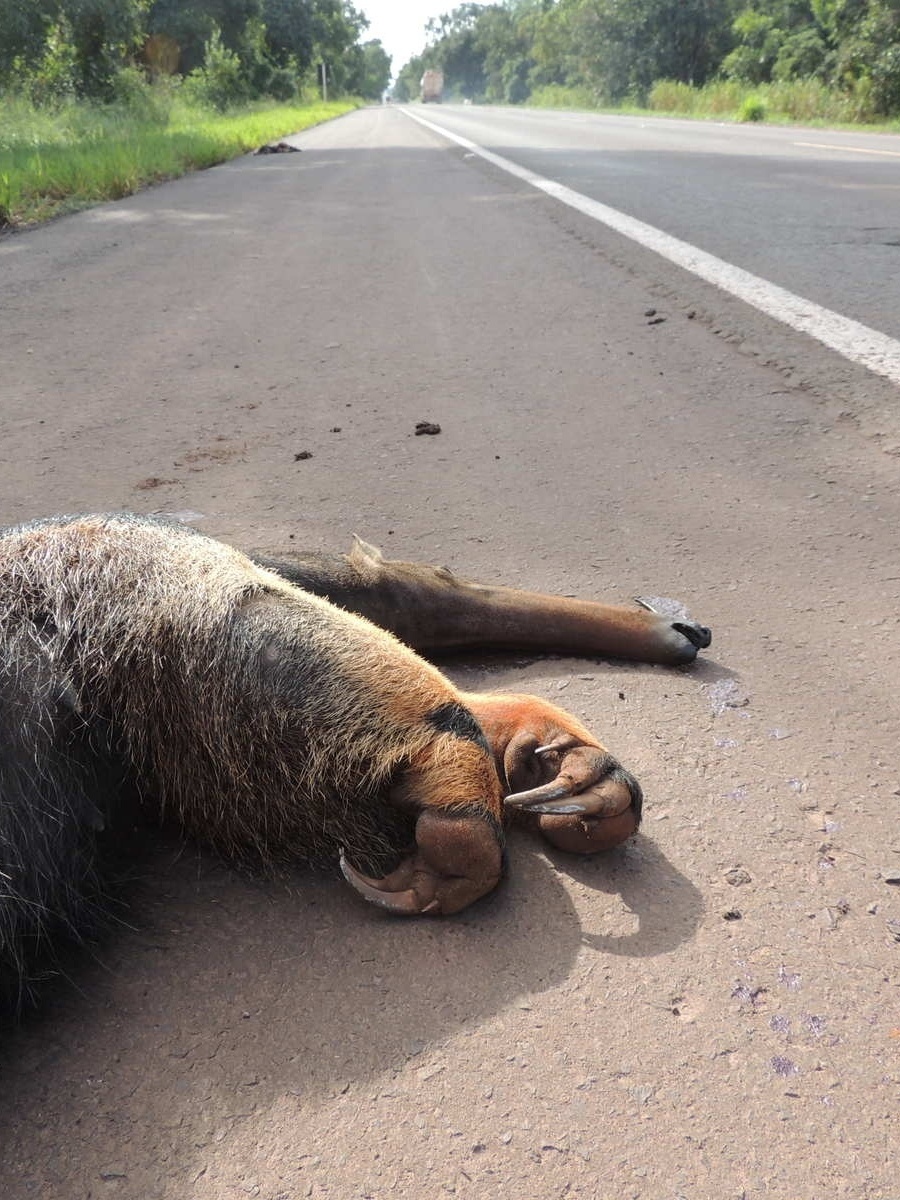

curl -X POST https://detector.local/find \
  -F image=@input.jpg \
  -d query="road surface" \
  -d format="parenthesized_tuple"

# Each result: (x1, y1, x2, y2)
(1, 105, 898, 1200)
(408, 104, 900, 347)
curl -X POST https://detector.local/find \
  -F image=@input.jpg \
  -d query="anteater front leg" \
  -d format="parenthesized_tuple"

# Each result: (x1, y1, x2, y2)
(464, 692, 644, 856)
(253, 539, 711, 665)
(340, 721, 505, 915)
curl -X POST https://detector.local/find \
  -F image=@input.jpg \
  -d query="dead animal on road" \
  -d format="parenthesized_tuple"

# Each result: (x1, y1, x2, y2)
(254, 141, 301, 154)
(0, 514, 711, 1015)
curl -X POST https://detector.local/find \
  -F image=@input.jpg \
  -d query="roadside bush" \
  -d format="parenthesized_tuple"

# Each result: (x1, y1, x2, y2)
(691, 81, 745, 115)
(843, 75, 876, 123)
(648, 80, 696, 113)
(267, 67, 298, 102)
(558, 74, 898, 126)
(527, 84, 599, 110)
(183, 28, 247, 112)
(109, 66, 174, 126)
(738, 95, 766, 122)
(648, 80, 745, 116)
(0, 171, 12, 227)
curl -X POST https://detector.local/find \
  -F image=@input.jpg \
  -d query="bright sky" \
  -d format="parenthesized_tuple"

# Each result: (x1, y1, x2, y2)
(358, 1, 446, 76)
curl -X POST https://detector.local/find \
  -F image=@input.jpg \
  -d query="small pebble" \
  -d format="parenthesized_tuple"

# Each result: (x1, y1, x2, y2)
(725, 866, 752, 886)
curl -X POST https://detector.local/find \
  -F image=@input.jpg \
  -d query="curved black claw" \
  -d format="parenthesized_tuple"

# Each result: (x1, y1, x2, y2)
(673, 621, 712, 650)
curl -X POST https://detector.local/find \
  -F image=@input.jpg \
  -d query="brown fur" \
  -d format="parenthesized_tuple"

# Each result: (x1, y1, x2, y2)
(0, 515, 498, 862)
(0, 515, 510, 1011)
(1, 512, 710, 1012)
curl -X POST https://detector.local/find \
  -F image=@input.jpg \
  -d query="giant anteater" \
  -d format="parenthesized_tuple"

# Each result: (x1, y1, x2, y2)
(0, 513, 710, 1014)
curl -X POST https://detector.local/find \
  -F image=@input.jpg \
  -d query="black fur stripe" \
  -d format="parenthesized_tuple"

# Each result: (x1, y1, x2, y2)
(425, 702, 490, 754)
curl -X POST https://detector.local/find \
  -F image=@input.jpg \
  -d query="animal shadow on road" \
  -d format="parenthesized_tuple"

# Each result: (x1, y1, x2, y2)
(535, 834, 704, 958)
(1, 824, 701, 1101)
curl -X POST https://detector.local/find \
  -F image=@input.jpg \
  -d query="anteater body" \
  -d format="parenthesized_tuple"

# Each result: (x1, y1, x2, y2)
(0, 514, 505, 1013)
(0, 513, 709, 1015)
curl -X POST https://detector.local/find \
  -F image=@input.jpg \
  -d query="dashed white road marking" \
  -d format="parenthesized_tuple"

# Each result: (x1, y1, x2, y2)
(794, 140, 900, 158)
(405, 108, 900, 387)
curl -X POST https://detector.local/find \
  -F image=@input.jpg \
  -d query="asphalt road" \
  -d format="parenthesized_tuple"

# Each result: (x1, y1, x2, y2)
(1, 104, 898, 1199)
(408, 104, 900, 345)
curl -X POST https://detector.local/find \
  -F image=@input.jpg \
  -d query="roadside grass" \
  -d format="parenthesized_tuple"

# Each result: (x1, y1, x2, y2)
(527, 79, 900, 132)
(0, 95, 359, 228)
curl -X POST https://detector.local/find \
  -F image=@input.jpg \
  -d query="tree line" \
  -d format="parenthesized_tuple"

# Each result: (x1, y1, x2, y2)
(0, 0, 391, 106)
(393, 0, 900, 118)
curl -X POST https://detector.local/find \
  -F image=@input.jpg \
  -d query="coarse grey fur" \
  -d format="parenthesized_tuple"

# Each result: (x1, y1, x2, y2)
(0, 514, 498, 1015)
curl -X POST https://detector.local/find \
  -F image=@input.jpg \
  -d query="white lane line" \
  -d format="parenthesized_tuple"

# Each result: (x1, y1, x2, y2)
(404, 108, 900, 387)
(795, 140, 900, 158)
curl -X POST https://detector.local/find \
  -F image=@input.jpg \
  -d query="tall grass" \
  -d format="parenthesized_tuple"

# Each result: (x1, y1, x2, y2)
(646, 78, 886, 124)
(527, 84, 600, 111)
(0, 90, 358, 228)
(527, 76, 900, 129)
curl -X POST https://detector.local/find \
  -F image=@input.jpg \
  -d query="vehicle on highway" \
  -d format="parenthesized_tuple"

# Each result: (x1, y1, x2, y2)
(420, 69, 444, 103)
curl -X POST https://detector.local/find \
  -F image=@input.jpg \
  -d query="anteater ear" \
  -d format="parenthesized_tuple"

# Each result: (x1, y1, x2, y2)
(348, 536, 384, 570)
(340, 809, 502, 916)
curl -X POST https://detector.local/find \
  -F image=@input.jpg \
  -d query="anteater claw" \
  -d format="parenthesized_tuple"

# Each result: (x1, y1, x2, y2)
(339, 852, 425, 915)
(339, 810, 503, 917)
(510, 798, 591, 816)
(500, 731, 643, 854)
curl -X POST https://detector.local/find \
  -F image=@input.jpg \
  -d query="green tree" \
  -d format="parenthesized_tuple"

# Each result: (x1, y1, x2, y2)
(426, 4, 490, 99)
(0, 0, 54, 77)
(559, 0, 738, 102)
(721, 7, 786, 82)
(312, 0, 367, 61)
(393, 51, 428, 99)
(529, 0, 580, 89)
(261, 0, 315, 68)
(475, 5, 534, 103)
(38, 0, 150, 96)
(147, 0, 261, 74)
(344, 38, 391, 98)
(833, 0, 900, 112)
(405, 0, 739, 105)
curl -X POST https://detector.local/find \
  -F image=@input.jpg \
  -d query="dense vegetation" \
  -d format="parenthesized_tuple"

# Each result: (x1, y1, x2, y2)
(0, 1, 391, 227)
(393, 0, 900, 123)
(0, 0, 391, 107)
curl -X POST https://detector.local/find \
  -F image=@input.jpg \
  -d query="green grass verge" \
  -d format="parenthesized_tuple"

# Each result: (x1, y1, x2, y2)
(0, 96, 359, 229)
(526, 79, 900, 132)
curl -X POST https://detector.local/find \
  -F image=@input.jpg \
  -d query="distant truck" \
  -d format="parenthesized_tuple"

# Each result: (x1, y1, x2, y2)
(420, 69, 444, 104)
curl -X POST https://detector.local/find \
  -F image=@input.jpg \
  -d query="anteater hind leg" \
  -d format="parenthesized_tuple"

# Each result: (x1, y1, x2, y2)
(252, 538, 711, 665)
